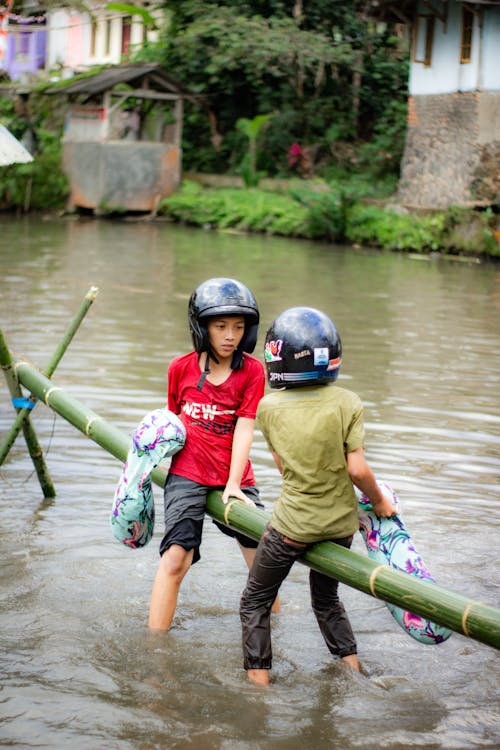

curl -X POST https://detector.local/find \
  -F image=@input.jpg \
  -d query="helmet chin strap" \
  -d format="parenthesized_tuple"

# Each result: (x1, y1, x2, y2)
(231, 348, 243, 370)
(196, 348, 219, 390)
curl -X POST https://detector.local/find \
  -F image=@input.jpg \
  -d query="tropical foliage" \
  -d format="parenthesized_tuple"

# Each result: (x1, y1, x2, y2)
(135, 0, 410, 178)
(159, 181, 500, 257)
(1, 1, 496, 258)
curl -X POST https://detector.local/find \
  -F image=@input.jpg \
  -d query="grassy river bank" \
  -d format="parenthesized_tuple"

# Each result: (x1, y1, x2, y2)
(157, 176, 500, 261)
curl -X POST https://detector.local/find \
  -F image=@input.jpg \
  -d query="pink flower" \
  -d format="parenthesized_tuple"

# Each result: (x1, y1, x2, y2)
(288, 142, 305, 166)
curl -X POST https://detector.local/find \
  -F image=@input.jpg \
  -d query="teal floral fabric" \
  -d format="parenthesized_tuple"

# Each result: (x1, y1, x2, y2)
(111, 409, 186, 548)
(358, 481, 452, 644)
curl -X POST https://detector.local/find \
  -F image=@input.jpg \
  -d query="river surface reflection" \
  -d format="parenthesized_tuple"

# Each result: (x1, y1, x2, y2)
(0, 215, 499, 749)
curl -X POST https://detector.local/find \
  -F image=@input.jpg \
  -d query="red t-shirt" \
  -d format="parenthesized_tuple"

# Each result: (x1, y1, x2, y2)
(167, 351, 265, 486)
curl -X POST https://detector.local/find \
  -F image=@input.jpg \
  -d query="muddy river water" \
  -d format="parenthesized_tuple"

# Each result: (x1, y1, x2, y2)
(0, 215, 499, 749)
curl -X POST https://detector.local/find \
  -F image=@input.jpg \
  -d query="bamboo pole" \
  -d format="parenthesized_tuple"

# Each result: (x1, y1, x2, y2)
(0, 331, 56, 497)
(11, 354, 167, 487)
(13, 355, 129, 460)
(10, 355, 500, 651)
(206, 493, 500, 651)
(0, 287, 99, 467)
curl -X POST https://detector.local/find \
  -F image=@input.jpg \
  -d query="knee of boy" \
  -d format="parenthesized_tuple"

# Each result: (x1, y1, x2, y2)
(162, 545, 192, 578)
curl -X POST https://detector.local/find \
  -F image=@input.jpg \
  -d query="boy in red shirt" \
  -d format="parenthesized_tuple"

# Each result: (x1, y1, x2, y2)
(149, 278, 278, 630)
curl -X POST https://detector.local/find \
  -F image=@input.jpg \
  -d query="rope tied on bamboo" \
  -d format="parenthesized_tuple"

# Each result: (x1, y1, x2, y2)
(224, 498, 241, 526)
(44, 386, 62, 404)
(85, 416, 101, 436)
(369, 564, 388, 597)
(462, 602, 476, 638)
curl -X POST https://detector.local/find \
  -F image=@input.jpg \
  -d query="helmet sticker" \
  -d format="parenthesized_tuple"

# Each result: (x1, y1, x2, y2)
(327, 357, 342, 371)
(265, 339, 283, 362)
(265, 307, 341, 389)
(313, 347, 329, 366)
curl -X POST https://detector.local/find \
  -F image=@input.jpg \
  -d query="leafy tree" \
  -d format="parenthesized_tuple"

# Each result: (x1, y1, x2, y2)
(142, 1, 409, 176)
(236, 113, 273, 186)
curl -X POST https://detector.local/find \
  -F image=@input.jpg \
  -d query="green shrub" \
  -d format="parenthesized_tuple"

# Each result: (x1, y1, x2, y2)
(290, 185, 352, 241)
(440, 206, 500, 257)
(0, 95, 68, 212)
(159, 181, 311, 237)
(358, 100, 408, 178)
(160, 182, 500, 257)
(345, 204, 445, 252)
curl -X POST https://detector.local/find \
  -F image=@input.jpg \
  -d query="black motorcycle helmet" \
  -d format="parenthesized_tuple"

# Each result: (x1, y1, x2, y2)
(264, 306, 342, 388)
(188, 278, 260, 383)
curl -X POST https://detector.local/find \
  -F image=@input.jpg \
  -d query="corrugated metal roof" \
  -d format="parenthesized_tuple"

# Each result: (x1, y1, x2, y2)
(45, 63, 186, 97)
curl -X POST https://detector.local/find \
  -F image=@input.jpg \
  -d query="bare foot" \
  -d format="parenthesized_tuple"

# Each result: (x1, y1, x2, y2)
(341, 654, 361, 672)
(247, 668, 270, 686)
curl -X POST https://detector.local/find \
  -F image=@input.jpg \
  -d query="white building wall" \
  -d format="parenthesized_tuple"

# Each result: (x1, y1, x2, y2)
(47, 10, 71, 69)
(456, 18, 481, 92)
(92, 16, 122, 63)
(482, 8, 500, 90)
(46, 8, 161, 73)
(409, 2, 500, 95)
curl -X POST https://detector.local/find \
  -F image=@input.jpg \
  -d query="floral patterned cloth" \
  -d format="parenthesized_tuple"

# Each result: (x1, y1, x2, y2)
(110, 409, 186, 548)
(358, 481, 452, 644)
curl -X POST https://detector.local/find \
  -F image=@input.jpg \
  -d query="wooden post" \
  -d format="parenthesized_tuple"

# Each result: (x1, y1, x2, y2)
(0, 330, 56, 497)
(173, 98, 183, 149)
(0, 286, 99, 467)
(7, 357, 500, 651)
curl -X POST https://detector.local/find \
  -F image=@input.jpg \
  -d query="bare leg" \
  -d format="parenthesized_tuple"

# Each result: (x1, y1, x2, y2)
(247, 668, 270, 686)
(239, 544, 281, 613)
(148, 545, 193, 631)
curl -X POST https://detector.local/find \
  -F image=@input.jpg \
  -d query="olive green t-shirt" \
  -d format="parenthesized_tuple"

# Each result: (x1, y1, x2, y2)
(257, 383, 365, 542)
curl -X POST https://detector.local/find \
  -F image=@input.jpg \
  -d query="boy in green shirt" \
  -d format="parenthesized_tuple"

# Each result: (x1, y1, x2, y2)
(239, 306, 396, 686)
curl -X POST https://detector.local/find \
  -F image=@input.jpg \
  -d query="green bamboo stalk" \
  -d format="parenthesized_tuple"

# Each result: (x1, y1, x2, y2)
(0, 287, 99, 467)
(12, 354, 166, 488)
(13, 356, 129, 460)
(0, 331, 56, 497)
(11, 356, 500, 651)
(44, 286, 99, 379)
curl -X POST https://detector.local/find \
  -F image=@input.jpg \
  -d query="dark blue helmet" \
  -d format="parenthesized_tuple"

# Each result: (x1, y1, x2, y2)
(264, 306, 342, 388)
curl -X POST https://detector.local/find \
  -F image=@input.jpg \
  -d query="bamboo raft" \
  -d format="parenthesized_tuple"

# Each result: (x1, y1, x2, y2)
(1, 291, 499, 652)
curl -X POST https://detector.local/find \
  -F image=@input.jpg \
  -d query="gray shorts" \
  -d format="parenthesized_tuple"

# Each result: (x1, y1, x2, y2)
(159, 473, 263, 564)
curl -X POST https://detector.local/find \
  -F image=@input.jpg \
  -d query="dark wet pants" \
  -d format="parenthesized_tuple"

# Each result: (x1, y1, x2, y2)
(240, 525, 357, 670)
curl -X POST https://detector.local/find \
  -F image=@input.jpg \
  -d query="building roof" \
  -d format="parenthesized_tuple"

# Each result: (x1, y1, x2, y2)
(44, 63, 193, 100)
(368, 0, 500, 23)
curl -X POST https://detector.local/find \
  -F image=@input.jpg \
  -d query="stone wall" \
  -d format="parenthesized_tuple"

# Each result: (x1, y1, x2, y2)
(397, 92, 500, 208)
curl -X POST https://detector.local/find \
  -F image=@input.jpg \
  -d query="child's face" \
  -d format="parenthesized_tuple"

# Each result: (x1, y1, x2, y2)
(207, 315, 245, 363)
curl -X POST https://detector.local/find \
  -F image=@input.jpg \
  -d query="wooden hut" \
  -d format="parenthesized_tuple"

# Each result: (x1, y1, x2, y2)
(46, 63, 193, 213)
